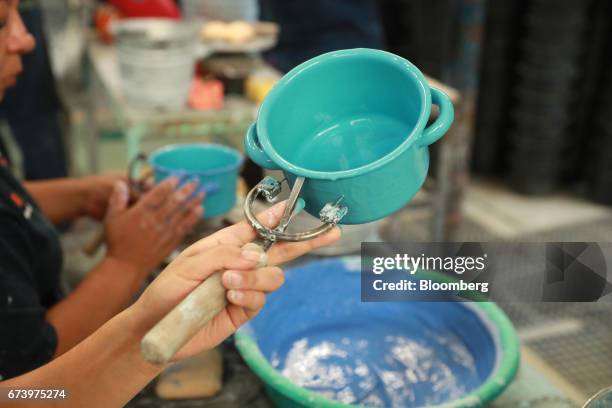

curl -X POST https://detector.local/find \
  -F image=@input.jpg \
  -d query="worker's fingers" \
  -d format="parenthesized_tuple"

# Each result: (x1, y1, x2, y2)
(101, 170, 128, 180)
(176, 245, 264, 282)
(226, 200, 288, 242)
(105, 181, 129, 219)
(139, 170, 155, 191)
(266, 226, 341, 265)
(181, 195, 205, 226)
(182, 200, 342, 264)
(177, 303, 259, 353)
(226, 289, 266, 311)
(221, 303, 263, 334)
(167, 191, 204, 233)
(129, 169, 154, 202)
(137, 177, 179, 209)
(222, 266, 284, 292)
(156, 180, 199, 221)
(163, 205, 203, 248)
(183, 201, 288, 255)
(227, 304, 256, 329)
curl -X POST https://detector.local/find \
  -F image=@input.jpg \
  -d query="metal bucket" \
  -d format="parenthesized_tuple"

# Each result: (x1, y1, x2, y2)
(113, 18, 199, 111)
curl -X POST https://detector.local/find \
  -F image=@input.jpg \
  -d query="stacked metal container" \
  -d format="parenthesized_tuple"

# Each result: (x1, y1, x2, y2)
(473, 1, 523, 174)
(590, 59, 612, 204)
(508, 0, 588, 194)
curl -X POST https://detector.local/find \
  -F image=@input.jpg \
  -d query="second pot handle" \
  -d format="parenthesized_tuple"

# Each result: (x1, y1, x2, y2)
(418, 87, 454, 148)
(128, 152, 153, 194)
(244, 123, 281, 170)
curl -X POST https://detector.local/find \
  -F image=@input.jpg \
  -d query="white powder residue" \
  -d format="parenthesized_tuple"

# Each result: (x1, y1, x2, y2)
(341, 257, 361, 272)
(281, 339, 350, 390)
(277, 334, 478, 407)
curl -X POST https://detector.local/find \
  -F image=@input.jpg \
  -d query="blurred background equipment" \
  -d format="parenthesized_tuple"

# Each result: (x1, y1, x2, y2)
(113, 18, 200, 111)
(260, 0, 384, 73)
(182, 0, 258, 22)
(108, 0, 181, 19)
(471, 0, 612, 199)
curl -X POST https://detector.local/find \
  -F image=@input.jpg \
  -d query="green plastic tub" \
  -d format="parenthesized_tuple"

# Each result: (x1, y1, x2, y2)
(235, 258, 520, 407)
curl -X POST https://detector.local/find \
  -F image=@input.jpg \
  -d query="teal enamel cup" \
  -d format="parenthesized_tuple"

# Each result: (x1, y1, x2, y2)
(244, 48, 454, 224)
(147, 144, 243, 219)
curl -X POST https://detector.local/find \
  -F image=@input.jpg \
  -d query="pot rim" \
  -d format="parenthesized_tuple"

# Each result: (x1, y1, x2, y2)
(149, 143, 244, 177)
(255, 48, 432, 180)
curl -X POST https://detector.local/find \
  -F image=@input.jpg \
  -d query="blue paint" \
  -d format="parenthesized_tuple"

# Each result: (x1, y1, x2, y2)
(295, 198, 306, 214)
(243, 258, 499, 407)
(149, 144, 243, 218)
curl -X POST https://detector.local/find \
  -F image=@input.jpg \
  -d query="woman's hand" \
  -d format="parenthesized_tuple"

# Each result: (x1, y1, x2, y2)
(23, 174, 134, 225)
(131, 201, 341, 361)
(104, 178, 204, 275)
(79, 173, 127, 220)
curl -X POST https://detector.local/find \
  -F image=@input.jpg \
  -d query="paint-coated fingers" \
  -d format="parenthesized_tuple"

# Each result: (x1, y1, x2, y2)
(167, 191, 205, 236)
(136, 177, 179, 209)
(156, 181, 199, 222)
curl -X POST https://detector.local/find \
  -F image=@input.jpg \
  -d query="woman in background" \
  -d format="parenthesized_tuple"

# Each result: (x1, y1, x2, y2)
(0, 0, 67, 180)
(0, 0, 204, 379)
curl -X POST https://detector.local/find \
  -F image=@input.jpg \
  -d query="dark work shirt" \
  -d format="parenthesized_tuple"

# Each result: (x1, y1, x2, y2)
(0, 154, 63, 380)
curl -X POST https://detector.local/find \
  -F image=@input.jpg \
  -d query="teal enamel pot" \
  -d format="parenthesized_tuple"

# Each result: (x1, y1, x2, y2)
(244, 48, 454, 224)
(141, 143, 243, 219)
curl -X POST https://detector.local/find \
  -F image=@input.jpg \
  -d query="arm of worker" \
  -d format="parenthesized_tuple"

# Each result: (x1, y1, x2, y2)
(23, 174, 125, 225)
(1, 202, 341, 408)
(47, 179, 204, 357)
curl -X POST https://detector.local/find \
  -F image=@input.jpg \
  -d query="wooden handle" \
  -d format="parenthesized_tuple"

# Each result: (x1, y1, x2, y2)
(141, 243, 266, 364)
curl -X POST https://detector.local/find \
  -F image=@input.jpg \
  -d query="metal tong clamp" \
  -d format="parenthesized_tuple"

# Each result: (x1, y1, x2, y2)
(139, 175, 348, 365)
(243, 176, 348, 250)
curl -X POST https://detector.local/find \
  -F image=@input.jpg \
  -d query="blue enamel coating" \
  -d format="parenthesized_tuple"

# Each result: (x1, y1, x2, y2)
(238, 258, 517, 407)
(149, 143, 243, 218)
(244, 48, 454, 224)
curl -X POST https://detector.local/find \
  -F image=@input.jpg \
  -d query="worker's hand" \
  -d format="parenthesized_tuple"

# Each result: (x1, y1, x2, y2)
(131, 200, 341, 361)
(80, 172, 156, 220)
(80, 173, 127, 220)
(104, 178, 204, 275)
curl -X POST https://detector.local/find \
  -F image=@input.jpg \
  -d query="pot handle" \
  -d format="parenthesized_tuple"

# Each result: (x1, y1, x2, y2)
(128, 152, 153, 194)
(418, 87, 454, 148)
(244, 123, 281, 170)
